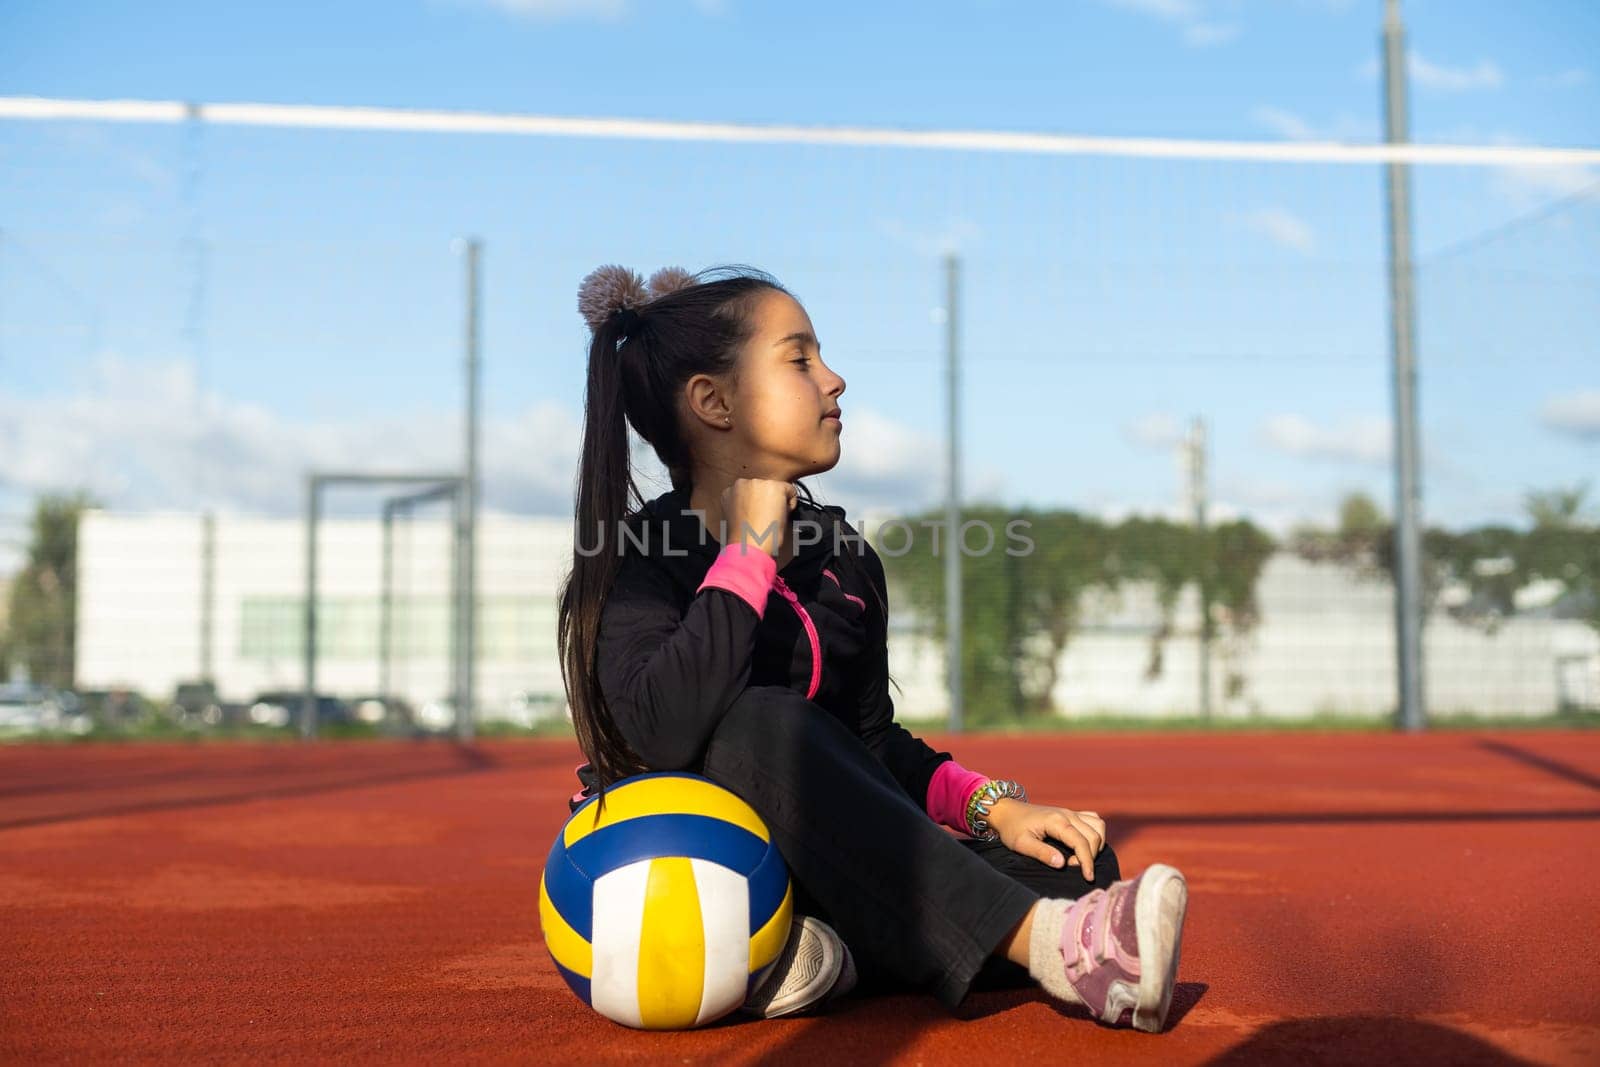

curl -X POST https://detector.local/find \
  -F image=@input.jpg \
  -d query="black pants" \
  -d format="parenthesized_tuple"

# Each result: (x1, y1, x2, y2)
(696, 685, 1122, 1010)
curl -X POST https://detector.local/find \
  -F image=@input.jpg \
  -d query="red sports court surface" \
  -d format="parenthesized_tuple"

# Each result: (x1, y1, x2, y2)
(3, 730, 1597, 1065)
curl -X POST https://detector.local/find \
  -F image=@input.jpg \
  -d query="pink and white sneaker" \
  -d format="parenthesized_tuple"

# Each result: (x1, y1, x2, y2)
(1059, 863, 1188, 1033)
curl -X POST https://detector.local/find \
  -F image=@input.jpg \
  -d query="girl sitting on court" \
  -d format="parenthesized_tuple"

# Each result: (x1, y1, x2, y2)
(556, 263, 1189, 1032)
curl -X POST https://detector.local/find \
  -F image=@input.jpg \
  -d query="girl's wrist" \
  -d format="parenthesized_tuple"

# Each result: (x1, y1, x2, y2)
(986, 796, 1025, 832)
(964, 778, 1028, 840)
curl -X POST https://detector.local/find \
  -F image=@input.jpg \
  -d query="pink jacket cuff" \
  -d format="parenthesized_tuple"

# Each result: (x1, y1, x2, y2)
(696, 542, 777, 618)
(926, 760, 990, 835)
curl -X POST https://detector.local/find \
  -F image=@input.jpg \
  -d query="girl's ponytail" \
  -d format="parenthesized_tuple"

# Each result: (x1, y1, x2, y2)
(558, 306, 648, 797)
(557, 262, 789, 802)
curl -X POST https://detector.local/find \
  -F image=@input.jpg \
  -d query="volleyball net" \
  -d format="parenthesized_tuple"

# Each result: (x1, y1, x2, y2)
(0, 96, 1596, 731)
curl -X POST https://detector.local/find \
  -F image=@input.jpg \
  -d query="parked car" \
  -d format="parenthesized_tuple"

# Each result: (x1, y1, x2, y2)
(77, 688, 156, 727)
(169, 680, 224, 726)
(496, 690, 569, 728)
(247, 691, 352, 729)
(345, 694, 417, 727)
(415, 697, 458, 733)
(0, 682, 92, 735)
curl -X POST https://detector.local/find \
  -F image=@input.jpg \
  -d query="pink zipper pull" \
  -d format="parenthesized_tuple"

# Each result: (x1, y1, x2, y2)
(771, 575, 822, 699)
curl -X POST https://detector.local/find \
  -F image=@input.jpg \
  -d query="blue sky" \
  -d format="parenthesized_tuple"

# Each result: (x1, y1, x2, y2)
(1, 0, 1597, 567)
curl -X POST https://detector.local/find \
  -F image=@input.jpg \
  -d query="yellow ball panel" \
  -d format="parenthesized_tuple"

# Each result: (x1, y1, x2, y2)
(563, 775, 770, 849)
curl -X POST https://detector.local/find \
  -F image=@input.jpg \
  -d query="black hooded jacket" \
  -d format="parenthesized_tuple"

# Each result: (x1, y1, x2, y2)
(568, 485, 953, 812)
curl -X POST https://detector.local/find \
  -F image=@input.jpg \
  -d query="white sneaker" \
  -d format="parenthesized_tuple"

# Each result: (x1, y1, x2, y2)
(741, 914, 856, 1018)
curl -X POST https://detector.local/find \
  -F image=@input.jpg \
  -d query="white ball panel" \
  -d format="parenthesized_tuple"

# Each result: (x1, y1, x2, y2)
(589, 858, 652, 1028)
(690, 858, 753, 1025)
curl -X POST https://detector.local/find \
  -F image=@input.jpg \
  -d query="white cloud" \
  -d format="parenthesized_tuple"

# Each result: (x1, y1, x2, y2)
(874, 216, 984, 257)
(1208, 476, 1347, 535)
(1411, 52, 1504, 92)
(1491, 160, 1600, 208)
(0, 353, 584, 518)
(444, 0, 728, 20)
(1540, 389, 1600, 442)
(814, 408, 1012, 516)
(1097, 0, 1240, 48)
(1100, 0, 1351, 47)
(1101, 0, 1199, 20)
(1213, 498, 1326, 539)
(1233, 206, 1316, 254)
(1432, 127, 1600, 212)
(1357, 51, 1504, 92)
(1123, 413, 1187, 450)
(1183, 22, 1238, 48)
(446, 0, 629, 21)
(0, 354, 947, 527)
(1215, 475, 1312, 510)
(1251, 105, 1317, 142)
(1249, 105, 1377, 143)
(1260, 414, 1391, 466)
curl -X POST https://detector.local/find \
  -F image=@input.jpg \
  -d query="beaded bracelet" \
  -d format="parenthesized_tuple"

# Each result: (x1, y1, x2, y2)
(965, 778, 1027, 842)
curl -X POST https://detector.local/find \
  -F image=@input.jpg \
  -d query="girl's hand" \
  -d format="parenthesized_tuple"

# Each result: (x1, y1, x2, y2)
(721, 478, 798, 559)
(987, 799, 1106, 880)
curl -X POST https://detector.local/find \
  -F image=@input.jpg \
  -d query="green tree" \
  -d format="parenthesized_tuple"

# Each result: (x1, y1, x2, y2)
(1011, 510, 1119, 716)
(1, 491, 96, 688)
(1206, 520, 1277, 700)
(885, 504, 1055, 727)
(1521, 482, 1600, 633)
(1339, 491, 1386, 541)
(1111, 516, 1201, 682)
(880, 504, 1273, 724)
(1289, 490, 1388, 575)
(1523, 481, 1592, 529)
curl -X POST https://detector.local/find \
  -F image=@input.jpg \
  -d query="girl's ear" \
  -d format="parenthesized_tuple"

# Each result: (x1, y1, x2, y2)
(682, 373, 733, 430)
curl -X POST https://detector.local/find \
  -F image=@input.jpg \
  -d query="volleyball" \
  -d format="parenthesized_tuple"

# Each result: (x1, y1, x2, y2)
(538, 771, 794, 1029)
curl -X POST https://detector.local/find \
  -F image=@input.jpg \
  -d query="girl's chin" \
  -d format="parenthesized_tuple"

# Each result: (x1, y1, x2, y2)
(800, 453, 841, 478)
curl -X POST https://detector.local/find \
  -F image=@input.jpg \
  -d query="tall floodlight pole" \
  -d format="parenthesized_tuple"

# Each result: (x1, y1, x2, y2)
(458, 238, 481, 744)
(1383, 0, 1426, 732)
(943, 253, 964, 733)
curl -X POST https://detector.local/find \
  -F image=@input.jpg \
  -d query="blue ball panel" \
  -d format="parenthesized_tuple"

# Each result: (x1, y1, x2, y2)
(564, 813, 767, 883)
(541, 840, 594, 942)
(552, 955, 592, 1006)
(744, 841, 789, 936)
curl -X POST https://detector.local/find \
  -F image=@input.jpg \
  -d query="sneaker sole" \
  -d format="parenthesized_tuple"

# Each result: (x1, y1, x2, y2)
(747, 914, 844, 1018)
(1130, 863, 1188, 1034)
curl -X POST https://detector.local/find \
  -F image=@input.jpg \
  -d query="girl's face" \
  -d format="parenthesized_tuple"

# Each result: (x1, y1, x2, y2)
(729, 290, 846, 479)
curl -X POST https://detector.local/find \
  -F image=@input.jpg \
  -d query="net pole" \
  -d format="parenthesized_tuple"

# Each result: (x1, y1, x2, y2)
(458, 238, 481, 744)
(302, 475, 320, 740)
(944, 252, 963, 733)
(1383, 0, 1427, 733)
(1190, 417, 1212, 722)
(380, 501, 395, 713)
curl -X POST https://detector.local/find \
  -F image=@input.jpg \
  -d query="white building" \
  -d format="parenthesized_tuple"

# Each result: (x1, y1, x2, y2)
(1049, 553, 1599, 720)
(74, 510, 1599, 720)
(76, 509, 568, 717)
